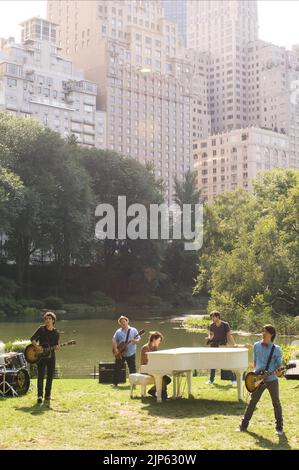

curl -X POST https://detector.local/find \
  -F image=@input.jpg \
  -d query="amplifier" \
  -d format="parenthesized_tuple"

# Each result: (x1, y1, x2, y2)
(98, 361, 126, 384)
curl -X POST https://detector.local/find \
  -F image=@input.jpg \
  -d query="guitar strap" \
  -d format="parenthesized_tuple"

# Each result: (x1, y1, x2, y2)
(125, 328, 131, 344)
(264, 344, 275, 372)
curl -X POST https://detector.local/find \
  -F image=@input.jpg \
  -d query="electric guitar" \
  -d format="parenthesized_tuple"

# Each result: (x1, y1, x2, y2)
(24, 340, 76, 364)
(113, 329, 145, 359)
(245, 363, 296, 393)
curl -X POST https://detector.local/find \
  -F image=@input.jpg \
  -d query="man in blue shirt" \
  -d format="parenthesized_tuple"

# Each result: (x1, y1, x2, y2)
(238, 324, 284, 435)
(112, 315, 140, 386)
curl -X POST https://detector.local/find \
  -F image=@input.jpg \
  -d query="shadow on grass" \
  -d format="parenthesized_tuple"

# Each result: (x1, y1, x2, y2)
(15, 403, 51, 416)
(246, 431, 292, 450)
(109, 385, 131, 391)
(15, 403, 70, 415)
(212, 382, 236, 389)
(140, 397, 246, 419)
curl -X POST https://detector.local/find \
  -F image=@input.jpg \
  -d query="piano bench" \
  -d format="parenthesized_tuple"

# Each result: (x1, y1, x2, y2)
(129, 373, 155, 398)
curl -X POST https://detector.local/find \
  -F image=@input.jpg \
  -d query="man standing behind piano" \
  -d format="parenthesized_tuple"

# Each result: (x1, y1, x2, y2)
(140, 331, 171, 400)
(112, 315, 140, 386)
(206, 310, 237, 385)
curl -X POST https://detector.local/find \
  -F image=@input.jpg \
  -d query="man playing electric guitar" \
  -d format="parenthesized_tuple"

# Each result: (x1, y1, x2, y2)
(30, 311, 60, 406)
(112, 315, 140, 387)
(237, 324, 284, 435)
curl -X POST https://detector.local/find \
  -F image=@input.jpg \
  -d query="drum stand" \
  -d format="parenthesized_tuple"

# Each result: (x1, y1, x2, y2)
(0, 368, 18, 397)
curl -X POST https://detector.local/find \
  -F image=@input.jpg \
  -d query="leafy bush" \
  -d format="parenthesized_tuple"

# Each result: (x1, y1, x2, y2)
(89, 290, 115, 307)
(280, 344, 299, 365)
(23, 307, 41, 322)
(64, 303, 95, 319)
(207, 291, 247, 329)
(18, 299, 44, 309)
(64, 303, 115, 319)
(273, 315, 299, 336)
(183, 315, 210, 331)
(0, 276, 18, 297)
(241, 309, 273, 333)
(0, 296, 23, 318)
(43, 296, 64, 310)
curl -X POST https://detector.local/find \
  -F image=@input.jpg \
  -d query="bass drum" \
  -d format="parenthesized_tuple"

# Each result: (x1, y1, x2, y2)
(4, 369, 31, 396)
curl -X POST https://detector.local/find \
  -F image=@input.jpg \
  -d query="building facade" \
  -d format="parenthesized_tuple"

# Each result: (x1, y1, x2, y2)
(47, 0, 210, 201)
(0, 17, 106, 149)
(187, 0, 258, 133)
(193, 127, 290, 203)
(246, 39, 299, 169)
(162, 0, 187, 46)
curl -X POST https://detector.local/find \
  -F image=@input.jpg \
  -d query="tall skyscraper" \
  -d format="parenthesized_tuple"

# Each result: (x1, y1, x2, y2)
(162, 0, 187, 46)
(47, 0, 210, 201)
(187, 0, 258, 133)
(0, 17, 106, 149)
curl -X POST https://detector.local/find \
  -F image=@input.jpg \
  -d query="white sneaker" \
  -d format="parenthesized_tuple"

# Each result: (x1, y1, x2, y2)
(206, 380, 214, 385)
(231, 381, 237, 386)
(276, 429, 284, 436)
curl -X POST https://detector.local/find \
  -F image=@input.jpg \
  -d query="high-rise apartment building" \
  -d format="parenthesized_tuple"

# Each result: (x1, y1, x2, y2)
(47, 0, 210, 201)
(0, 17, 106, 149)
(246, 39, 299, 169)
(187, 0, 258, 133)
(193, 127, 290, 203)
(162, 0, 187, 46)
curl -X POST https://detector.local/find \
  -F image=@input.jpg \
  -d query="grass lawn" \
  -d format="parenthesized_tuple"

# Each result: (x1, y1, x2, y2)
(0, 377, 298, 450)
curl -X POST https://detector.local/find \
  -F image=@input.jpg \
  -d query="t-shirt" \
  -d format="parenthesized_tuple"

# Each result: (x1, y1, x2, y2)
(208, 321, 230, 345)
(113, 327, 139, 358)
(140, 343, 158, 366)
(30, 326, 60, 358)
(253, 341, 282, 382)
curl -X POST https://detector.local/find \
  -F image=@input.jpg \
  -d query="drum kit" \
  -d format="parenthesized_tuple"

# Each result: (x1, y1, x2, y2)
(0, 350, 30, 397)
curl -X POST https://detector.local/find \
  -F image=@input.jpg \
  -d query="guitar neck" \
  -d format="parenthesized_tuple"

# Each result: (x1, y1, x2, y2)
(264, 367, 284, 377)
(46, 342, 67, 352)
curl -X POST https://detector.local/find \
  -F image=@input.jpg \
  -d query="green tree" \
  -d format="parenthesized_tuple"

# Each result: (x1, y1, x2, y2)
(161, 170, 201, 294)
(0, 114, 93, 293)
(195, 169, 299, 325)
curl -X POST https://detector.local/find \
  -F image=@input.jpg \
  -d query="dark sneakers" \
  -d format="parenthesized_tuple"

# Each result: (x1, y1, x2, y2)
(147, 387, 156, 398)
(44, 397, 51, 407)
(37, 397, 43, 405)
(236, 424, 248, 432)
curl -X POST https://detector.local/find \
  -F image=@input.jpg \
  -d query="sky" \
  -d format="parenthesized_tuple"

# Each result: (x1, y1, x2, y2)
(0, 0, 299, 50)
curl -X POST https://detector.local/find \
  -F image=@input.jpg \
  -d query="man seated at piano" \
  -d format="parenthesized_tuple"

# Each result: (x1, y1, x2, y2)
(140, 331, 171, 400)
(206, 310, 237, 385)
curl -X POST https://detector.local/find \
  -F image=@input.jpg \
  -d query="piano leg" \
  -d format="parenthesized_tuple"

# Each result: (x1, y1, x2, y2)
(235, 370, 243, 401)
(153, 374, 163, 403)
(173, 374, 177, 399)
(187, 370, 192, 398)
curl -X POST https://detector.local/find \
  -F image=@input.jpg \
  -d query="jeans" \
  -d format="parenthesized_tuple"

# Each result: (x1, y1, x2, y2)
(148, 375, 172, 398)
(241, 380, 283, 430)
(37, 357, 55, 399)
(113, 353, 136, 385)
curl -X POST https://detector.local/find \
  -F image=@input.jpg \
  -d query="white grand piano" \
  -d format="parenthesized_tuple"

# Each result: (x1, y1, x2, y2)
(140, 347, 248, 402)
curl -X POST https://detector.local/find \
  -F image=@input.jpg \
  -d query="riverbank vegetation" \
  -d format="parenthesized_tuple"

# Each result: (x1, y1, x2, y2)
(0, 377, 297, 450)
(194, 169, 299, 335)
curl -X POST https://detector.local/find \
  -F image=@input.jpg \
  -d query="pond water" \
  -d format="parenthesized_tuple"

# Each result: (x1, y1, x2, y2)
(0, 318, 293, 377)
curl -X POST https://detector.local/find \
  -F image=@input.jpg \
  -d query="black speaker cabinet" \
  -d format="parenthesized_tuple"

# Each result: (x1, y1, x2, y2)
(98, 361, 126, 384)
